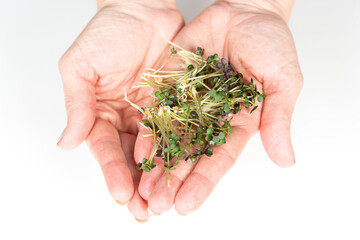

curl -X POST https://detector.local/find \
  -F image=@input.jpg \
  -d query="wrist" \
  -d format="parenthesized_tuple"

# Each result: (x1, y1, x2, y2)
(216, 0, 294, 22)
(97, 0, 178, 11)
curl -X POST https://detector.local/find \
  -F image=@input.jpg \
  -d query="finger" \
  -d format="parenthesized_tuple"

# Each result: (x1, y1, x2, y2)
(57, 50, 97, 150)
(119, 132, 150, 221)
(147, 159, 196, 214)
(135, 122, 164, 201)
(128, 187, 150, 221)
(260, 76, 303, 167)
(175, 127, 251, 215)
(86, 118, 134, 203)
(138, 158, 165, 202)
(134, 120, 154, 165)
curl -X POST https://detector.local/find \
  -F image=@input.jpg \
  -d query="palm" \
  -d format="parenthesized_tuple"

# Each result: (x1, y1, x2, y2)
(77, 6, 183, 131)
(138, 2, 302, 214)
(58, 3, 184, 220)
(176, 2, 303, 151)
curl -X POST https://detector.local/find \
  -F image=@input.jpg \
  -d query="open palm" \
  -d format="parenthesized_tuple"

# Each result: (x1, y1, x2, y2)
(57, 1, 184, 221)
(137, 1, 303, 215)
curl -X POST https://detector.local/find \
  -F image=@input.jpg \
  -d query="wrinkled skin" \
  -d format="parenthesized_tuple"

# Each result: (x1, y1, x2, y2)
(137, 1, 303, 215)
(58, 0, 302, 220)
(58, 1, 184, 221)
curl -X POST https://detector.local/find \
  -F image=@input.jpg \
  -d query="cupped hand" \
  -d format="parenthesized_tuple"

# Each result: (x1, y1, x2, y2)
(57, 0, 184, 221)
(137, 0, 303, 215)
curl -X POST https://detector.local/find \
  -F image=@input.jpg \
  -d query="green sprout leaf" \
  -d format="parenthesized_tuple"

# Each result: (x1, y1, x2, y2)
(218, 132, 226, 139)
(205, 135, 212, 141)
(205, 148, 213, 156)
(195, 47, 204, 56)
(142, 119, 151, 128)
(224, 102, 230, 114)
(127, 44, 265, 174)
(182, 103, 190, 112)
(142, 166, 151, 172)
(136, 163, 142, 170)
(207, 127, 214, 135)
(212, 136, 220, 143)
(216, 138, 226, 146)
(250, 105, 258, 114)
(170, 133, 180, 141)
(155, 91, 163, 100)
(165, 100, 174, 106)
(214, 93, 223, 102)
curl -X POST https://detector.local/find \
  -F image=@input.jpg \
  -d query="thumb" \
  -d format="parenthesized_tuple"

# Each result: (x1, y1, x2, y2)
(260, 75, 303, 167)
(57, 51, 97, 150)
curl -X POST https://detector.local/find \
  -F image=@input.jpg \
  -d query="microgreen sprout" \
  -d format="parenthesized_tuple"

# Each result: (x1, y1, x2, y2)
(127, 43, 265, 178)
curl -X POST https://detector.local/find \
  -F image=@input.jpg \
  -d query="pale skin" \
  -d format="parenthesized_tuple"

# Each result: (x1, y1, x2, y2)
(58, 0, 303, 221)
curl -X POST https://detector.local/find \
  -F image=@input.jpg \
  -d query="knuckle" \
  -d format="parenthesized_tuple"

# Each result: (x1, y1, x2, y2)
(65, 99, 94, 112)
(58, 52, 70, 72)
(58, 48, 76, 72)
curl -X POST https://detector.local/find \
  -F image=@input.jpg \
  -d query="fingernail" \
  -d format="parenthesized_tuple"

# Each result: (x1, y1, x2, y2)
(116, 200, 129, 206)
(135, 217, 148, 223)
(149, 208, 161, 216)
(57, 126, 66, 146)
(175, 209, 186, 216)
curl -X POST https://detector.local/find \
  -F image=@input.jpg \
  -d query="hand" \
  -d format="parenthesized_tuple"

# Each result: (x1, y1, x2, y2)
(57, 0, 184, 221)
(137, 0, 303, 215)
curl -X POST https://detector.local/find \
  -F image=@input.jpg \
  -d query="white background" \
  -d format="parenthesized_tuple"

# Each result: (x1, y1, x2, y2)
(1, 0, 359, 239)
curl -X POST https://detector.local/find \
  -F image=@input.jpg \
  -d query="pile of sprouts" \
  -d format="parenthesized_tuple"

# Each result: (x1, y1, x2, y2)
(126, 43, 265, 176)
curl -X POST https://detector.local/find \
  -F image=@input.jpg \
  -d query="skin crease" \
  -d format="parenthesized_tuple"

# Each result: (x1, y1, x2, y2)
(58, 0, 302, 220)
(58, 0, 184, 221)
(138, 0, 303, 215)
